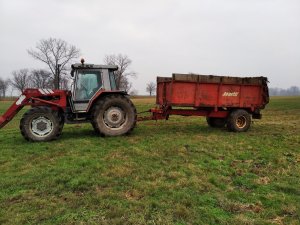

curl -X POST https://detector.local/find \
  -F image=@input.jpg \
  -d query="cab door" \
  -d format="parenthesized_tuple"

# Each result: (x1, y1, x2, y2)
(72, 69, 103, 112)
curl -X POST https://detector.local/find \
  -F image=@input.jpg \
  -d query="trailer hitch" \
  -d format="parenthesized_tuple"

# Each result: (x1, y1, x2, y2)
(136, 107, 170, 121)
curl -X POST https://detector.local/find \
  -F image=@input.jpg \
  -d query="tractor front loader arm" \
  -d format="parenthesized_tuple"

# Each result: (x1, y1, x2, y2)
(0, 88, 68, 129)
(0, 94, 29, 129)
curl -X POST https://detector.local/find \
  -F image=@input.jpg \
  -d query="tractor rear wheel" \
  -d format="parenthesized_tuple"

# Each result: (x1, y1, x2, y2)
(206, 117, 226, 128)
(20, 106, 64, 142)
(91, 94, 137, 136)
(227, 109, 251, 132)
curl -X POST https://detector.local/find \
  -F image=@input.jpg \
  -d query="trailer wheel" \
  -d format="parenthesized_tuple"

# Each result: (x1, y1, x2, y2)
(206, 117, 226, 128)
(20, 106, 64, 142)
(227, 109, 251, 132)
(91, 94, 137, 136)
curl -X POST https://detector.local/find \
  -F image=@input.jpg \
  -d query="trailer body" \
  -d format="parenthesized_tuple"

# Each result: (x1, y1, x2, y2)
(149, 73, 269, 132)
(156, 74, 268, 110)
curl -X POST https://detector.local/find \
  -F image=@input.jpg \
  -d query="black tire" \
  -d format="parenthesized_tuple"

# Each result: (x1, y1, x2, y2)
(227, 109, 251, 132)
(206, 117, 226, 128)
(20, 106, 64, 142)
(91, 94, 137, 136)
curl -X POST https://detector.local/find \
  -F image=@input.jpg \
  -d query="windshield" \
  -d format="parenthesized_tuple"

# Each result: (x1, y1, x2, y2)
(74, 70, 102, 100)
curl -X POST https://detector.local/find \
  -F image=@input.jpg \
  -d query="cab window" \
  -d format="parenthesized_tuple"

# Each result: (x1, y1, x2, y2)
(75, 71, 102, 100)
(109, 70, 117, 90)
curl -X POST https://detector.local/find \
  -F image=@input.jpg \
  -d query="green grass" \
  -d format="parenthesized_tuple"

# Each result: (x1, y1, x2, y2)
(0, 97, 299, 224)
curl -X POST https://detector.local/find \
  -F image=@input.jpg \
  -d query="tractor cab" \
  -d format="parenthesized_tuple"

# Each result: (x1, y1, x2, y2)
(70, 61, 118, 112)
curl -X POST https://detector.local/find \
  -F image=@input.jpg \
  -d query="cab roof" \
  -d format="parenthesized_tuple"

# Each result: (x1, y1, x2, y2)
(71, 63, 118, 71)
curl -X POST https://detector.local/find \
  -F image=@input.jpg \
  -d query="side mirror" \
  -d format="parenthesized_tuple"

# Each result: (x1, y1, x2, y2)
(70, 70, 74, 77)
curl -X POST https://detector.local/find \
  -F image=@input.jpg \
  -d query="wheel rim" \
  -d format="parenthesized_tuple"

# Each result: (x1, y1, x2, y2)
(103, 107, 127, 130)
(31, 116, 53, 137)
(236, 115, 247, 129)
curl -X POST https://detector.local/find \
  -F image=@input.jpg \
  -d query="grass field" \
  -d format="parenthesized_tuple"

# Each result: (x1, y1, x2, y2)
(0, 97, 299, 224)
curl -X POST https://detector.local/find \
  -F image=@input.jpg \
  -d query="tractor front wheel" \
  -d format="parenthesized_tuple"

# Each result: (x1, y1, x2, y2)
(91, 94, 137, 136)
(20, 106, 64, 142)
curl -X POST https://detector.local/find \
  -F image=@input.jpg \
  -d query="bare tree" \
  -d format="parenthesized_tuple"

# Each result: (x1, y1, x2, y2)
(129, 89, 138, 96)
(287, 86, 300, 96)
(104, 54, 136, 90)
(27, 38, 80, 89)
(9, 69, 31, 93)
(30, 69, 52, 88)
(59, 76, 70, 90)
(120, 76, 132, 93)
(0, 78, 9, 98)
(146, 82, 156, 96)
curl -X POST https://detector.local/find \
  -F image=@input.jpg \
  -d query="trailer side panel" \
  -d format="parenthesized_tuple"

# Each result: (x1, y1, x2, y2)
(156, 74, 269, 111)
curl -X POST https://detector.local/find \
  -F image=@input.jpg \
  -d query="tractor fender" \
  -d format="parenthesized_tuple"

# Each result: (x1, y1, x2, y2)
(86, 90, 129, 113)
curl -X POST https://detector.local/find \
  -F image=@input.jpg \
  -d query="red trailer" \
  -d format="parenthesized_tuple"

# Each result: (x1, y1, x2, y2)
(148, 73, 269, 132)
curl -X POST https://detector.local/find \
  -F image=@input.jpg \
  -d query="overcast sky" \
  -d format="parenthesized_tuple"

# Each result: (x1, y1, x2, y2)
(0, 0, 299, 94)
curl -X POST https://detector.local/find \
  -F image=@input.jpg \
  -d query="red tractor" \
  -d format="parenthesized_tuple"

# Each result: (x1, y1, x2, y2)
(0, 61, 137, 142)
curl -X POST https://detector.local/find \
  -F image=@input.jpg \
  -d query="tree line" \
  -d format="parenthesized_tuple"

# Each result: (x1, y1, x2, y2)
(0, 37, 158, 98)
(269, 86, 300, 96)
(2, 38, 298, 98)
(0, 38, 80, 97)
(3, 37, 300, 98)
